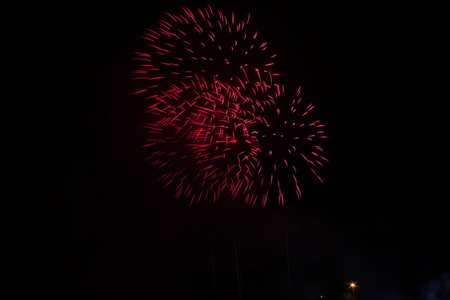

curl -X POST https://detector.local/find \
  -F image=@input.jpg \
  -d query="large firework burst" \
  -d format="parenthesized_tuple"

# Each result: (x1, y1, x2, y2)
(132, 5, 327, 206)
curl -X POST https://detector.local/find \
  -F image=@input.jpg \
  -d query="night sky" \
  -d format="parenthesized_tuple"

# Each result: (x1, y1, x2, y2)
(30, 0, 448, 299)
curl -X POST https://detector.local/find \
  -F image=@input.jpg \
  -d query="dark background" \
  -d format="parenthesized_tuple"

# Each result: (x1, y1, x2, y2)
(29, 0, 448, 299)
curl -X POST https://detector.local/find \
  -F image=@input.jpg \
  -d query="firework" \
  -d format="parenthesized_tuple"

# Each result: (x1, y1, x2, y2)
(254, 86, 328, 206)
(133, 5, 278, 92)
(132, 6, 327, 206)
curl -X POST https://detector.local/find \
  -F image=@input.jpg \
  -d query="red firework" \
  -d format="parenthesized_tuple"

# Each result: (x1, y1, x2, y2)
(133, 5, 278, 90)
(132, 6, 327, 206)
(254, 86, 328, 206)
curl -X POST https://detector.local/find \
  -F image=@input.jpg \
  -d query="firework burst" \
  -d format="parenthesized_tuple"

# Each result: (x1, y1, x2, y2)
(133, 5, 278, 91)
(255, 86, 328, 206)
(132, 6, 327, 206)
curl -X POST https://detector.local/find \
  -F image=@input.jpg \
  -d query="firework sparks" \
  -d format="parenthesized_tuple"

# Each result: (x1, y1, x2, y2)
(133, 6, 327, 206)
(255, 86, 328, 205)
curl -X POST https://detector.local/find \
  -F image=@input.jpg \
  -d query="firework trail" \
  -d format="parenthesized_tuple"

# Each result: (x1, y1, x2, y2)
(132, 6, 327, 206)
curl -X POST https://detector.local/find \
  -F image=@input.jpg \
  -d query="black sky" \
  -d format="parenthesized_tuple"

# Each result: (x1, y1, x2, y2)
(31, 1, 448, 299)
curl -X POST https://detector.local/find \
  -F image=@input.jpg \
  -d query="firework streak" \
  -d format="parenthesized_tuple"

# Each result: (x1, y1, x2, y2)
(132, 6, 327, 206)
